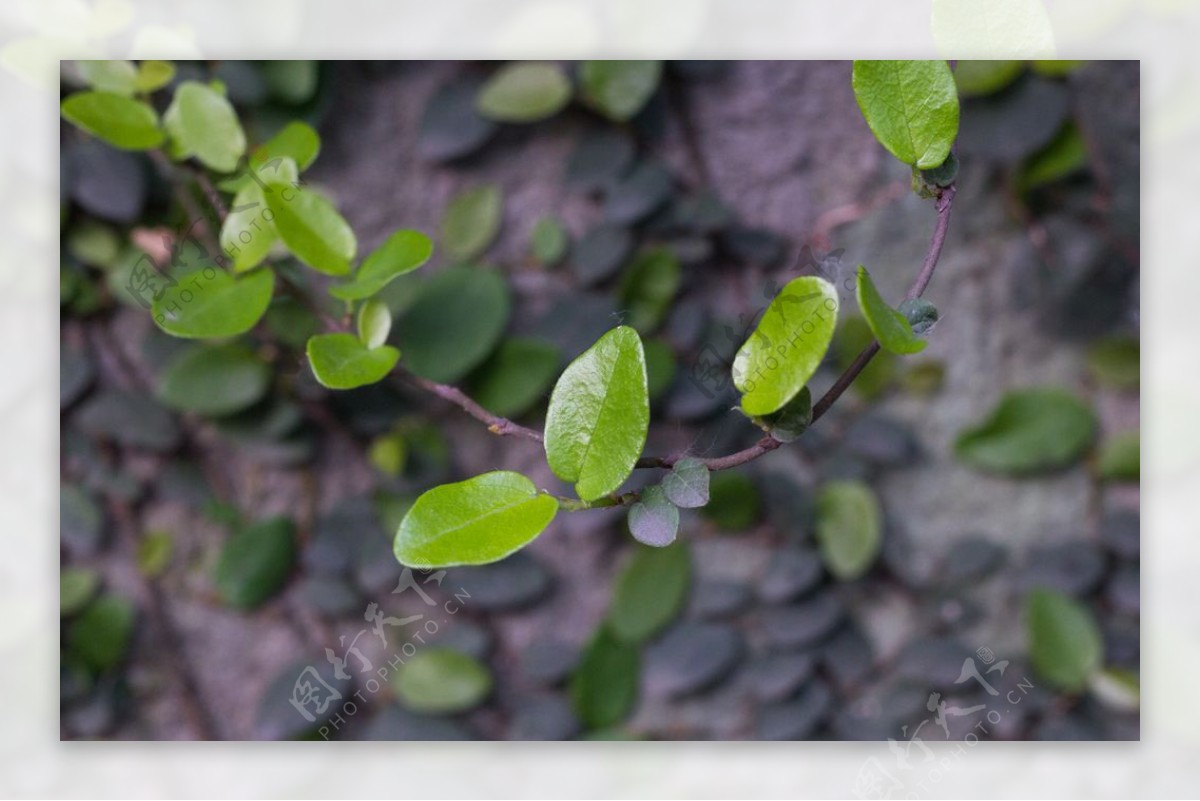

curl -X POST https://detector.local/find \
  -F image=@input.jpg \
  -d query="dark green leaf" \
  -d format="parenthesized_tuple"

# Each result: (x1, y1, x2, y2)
(392, 648, 493, 714)
(1018, 122, 1088, 193)
(440, 184, 502, 261)
(163, 81, 246, 172)
(643, 338, 677, 401)
(759, 385, 812, 443)
(1097, 430, 1139, 482)
(68, 595, 136, 672)
(530, 216, 569, 267)
(661, 457, 710, 509)
(570, 626, 640, 729)
(702, 472, 760, 530)
(214, 517, 295, 610)
(476, 61, 572, 122)
(261, 60, 318, 104)
(157, 342, 270, 416)
(394, 471, 558, 568)
(330, 229, 433, 301)
(608, 542, 691, 642)
(579, 60, 663, 122)
(152, 267, 275, 339)
(816, 480, 882, 581)
(1027, 588, 1102, 692)
(61, 91, 164, 150)
(467, 337, 561, 418)
(545, 326, 649, 501)
(898, 297, 939, 335)
(1086, 336, 1139, 390)
(955, 389, 1096, 475)
(306, 333, 400, 390)
(857, 266, 927, 354)
(357, 298, 392, 349)
(835, 316, 895, 399)
(851, 60, 959, 169)
(627, 485, 681, 548)
(265, 182, 356, 275)
(619, 247, 681, 334)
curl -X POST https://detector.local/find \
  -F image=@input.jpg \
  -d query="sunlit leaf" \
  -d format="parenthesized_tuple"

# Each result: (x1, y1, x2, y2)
(851, 60, 959, 169)
(306, 333, 399, 390)
(163, 81, 246, 172)
(152, 267, 275, 339)
(856, 266, 927, 354)
(476, 61, 572, 122)
(61, 91, 164, 150)
(330, 229, 433, 301)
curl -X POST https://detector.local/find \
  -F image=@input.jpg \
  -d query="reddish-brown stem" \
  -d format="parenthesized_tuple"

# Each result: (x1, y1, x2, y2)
(395, 372, 543, 443)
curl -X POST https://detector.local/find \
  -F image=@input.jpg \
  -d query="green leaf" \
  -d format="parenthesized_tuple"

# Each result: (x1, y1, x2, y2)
(467, 337, 561, 418)
(265, 182, 357, 275)
(661, 457, 710, 509)
(702, 472, 761, 530)
(392, 648, 493, 714)
(1018, 122, 1088, 193)
(220, 177, 278, 272)
(1097, 430, 1139, 482)
(393, 471, 559, 568)
(627, 485, 681, 548)
(898, 297, 940, 335)
(306, 333, 400, 390)
(856, 266, 927, 355)
(579, 60, 663, 122)
(835, 316, 895, 399)
(137, 529, 173, 577)
(545, 326, 649, 502)
(1086, 336, 1139, 390)
(329, 230, 433, 301)
(1031, 60, 1086, 77)
(619, 247, 681, 334)
(758, 385, 812, 443)
(152, 267, 275, 339)
(61, 568, 100, 617)
(476, 61, 572, 122)
(394, 266, 510, 383)
(1026, 588, 1102, 692)
(851, 60, 959, 169)
(157, 343, 270, 416)
(214, 517, 296, 610)
(643, 338, 677, 401)
(75, 60, 139, 94)
(954, 60, 1025, 97)
(61, 91, 164, 150)
(262, 60, 319, 104)
(955, 388, 1096, 475)
(733, 275, 839, 416)
(530, 216, 569, 267)
(440, 184, 503, 262)
(608, 542, 691, 642)
(134, 60, 175, 92)
(571, 626, 640, 729)
(357, 298, 392, 349)
(163, 81, 246, 172)
(1089, 667, 1140, 712)
(816, 480, 882, 581)
(68, 595, 136, 672)
(368, 431, 407, 477)
(254, 120, 321, 172)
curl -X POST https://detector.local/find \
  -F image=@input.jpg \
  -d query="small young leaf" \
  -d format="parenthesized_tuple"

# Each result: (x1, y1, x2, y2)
(75, 60, 139, 94)
(265, 182, 357, 275)
(476, 61, 572, 123)
(330, 229, 433, 301)
(530, 216, 569, 267)
(357, 298, 392, 349)
(619, 247, 681, 334)
(1026, 588, 1102, 692)
(627, 485, 681, 548)
(163, 81, 246, 172)
(608, 541, 691, 642)
(152, 268, 275, 339)
(440, 184, 502, 261)
(157, 343, 270, 416)
(61, 91, 164, 150)
(571, 626, 640, 729)
(733, 275, 839, 416)
(306, 333, 399, 390)
(545, 326, 650, 502)
(394, 471, 559, 568)
(221, 178, 278, 272)
(1086, 336, 1139, 390)
(851, 60, 959, 169)
(68, 595, 136, 672)
(898, 297, 940, 335)
(467, 337, 561, 418)
(214, 517, 296, 610)
(955, 389, 1096, 475)
(134, 60, 175, 92)
(816, 480, 881, 581)
(661, 457, 710, 509)
(579, 60, 663, 122)
(856, 266, 927, 355)
(1097, 430, 1139, 482)
(253, 120, 321, 172)
(392, 648, 493, 714)
(759, 386, 812, 443)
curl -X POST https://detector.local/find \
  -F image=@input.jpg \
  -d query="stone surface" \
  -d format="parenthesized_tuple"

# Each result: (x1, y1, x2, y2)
(644, 622, 746, 699)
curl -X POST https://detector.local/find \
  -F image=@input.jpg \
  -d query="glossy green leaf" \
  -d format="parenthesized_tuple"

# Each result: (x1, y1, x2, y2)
(1087, 336, 1139, 390)
(545, 326, 649, 501)
(265, 182, 356, 275)
(393, 648, 493, 714)
(619, 247, 681, 334)
(955, 389, 1096, 475)
(954, 60, 1025, 97)
(163, 81, 246, 172)
(476, 61, 572, 122)
(440, 184, 502, 261)
(661, 457, 710, 509)
(571, 626, 640, 729)
(530, 216, 569, 267)
(221, 174, 280, 273)
(608, 542, 691, 642)
(394, 266, 510, 383)
(1098, 430, 1139, 482)
(75, 60, 139, 94)
(1018, 122, 1088, 193)
(306, 333, 400, 390)
(759, 385, 812, 443)
(68, 595, 135, 672)
(627, 485, 680, 548)
(329, 230, 433, 301)
(157, 343, 270, 416)
(856, 266, 927, 355)
(467, 337, 561, 418)
(733, 275, 839, 416)
(579, 60, 663, 122)
(152, 267, 275, 339)
(702, 472, 760, 530)
(214, 517, 296, 610)
(1027, 588, 1102, 692)
(134, 60, 175, 92)
(357, 298, 392, 349)
(61, 568, 100, 617)
(816, 480, 881, 580)
(393, 471, 559, 568)
(851, 60, 959, 169)
(61, 91, 164, 150)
